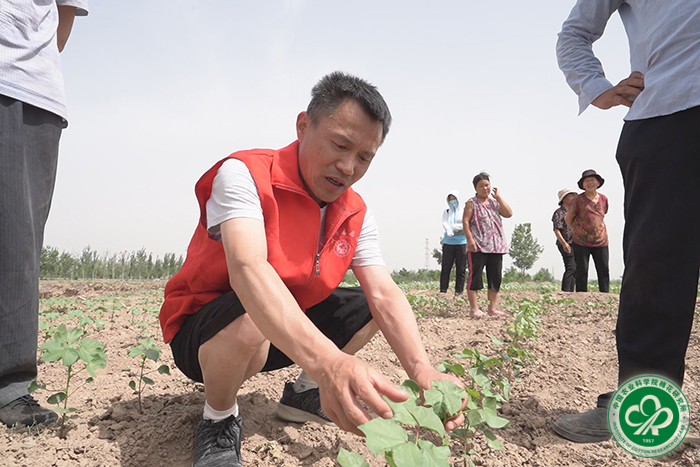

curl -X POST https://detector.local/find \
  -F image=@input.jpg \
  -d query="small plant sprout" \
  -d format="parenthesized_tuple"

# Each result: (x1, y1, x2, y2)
(31, 324, 107, 438)
(338, 380, 466, 467)
(127, 337, 170, 413)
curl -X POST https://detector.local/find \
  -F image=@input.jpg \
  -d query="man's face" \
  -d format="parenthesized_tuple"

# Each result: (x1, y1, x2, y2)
(296, 99, 383, 205)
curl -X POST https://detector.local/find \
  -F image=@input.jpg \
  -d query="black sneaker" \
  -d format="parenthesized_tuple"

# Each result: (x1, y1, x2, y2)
(193, 415, 243, 467)
(275, 382, 333, 425)
(0, 395, 58, 428)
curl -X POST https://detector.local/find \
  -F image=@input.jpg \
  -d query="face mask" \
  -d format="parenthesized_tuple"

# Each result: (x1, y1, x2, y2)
(449, 199, 459, 208)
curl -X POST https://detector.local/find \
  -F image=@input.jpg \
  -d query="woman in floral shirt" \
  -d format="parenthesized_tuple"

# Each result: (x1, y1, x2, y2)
(566, 170, 610, 292)
(552, 188, 577, 292)
(463, 172, 513, 318)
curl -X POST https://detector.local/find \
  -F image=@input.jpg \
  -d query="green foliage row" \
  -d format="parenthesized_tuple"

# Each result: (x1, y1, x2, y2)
(341, 296, 544, 466)
(40, 245, 184, 280)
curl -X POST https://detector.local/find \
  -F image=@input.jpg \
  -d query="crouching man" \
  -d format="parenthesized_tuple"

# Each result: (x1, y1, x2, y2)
(159, 71, 466, 467)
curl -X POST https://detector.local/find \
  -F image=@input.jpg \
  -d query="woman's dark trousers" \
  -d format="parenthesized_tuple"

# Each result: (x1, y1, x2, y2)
(440, 244, 466, 294)
(557, 242, 576, 292)
(572, 244, 609, 292)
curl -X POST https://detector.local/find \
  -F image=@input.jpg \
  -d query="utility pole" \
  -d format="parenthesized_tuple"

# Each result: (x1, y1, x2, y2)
(425, 238, 430, 269)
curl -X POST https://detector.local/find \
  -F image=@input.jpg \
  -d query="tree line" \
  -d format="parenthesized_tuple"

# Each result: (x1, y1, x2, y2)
(40, 246, 184, 280)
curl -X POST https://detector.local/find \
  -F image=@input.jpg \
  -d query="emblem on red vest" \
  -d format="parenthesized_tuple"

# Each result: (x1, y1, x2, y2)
(333, 229, 356, 258)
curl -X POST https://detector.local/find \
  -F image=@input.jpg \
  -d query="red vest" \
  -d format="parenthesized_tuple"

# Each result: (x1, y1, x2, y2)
(159, 142, 367, 343)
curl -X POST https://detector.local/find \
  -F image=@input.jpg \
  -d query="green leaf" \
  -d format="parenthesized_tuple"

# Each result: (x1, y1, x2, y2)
(358, 418, 408, 456)
(482, 429, 505, 450)
(62, 348, 79, 366)
(482, 398, 509, 429)
(55, 407, 78, 414)
(500, 379, 511, 401)
(65, 327, 84, 344)
(28, 380, 45, 394)
(40, 340, 65, 362)
(337, 448, 369, 467)
(157, 365, 170, 375)
(467, 409, 485, 427)
(489, 335, 504, 346)
(144, 349, 160, 361)
(400, 380, 421, 400)
(468, 366, 490, 388)
(47, 392, 66, 405)
(141, 376, 154, 385)
(129, 380, 136, 390)
(417, 440, 450, 467)
(390, 442, 423, 466)
(85, 377, 94, 384)
(406, 405, 445, 437)
(442, 362, 466, 376)
(127, 347, 144, 358)
(385, 399, 419, 427)
(424, 380, 465, 420)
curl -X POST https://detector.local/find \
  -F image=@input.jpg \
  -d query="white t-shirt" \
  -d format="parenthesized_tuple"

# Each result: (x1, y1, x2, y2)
(206, 159, 385, 268)
(0, 0, 89, 121)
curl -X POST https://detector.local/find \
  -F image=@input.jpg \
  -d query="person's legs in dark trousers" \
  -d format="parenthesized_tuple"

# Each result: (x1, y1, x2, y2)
(467, 251, 487, 316)
(484, 253, 504, 315)
(553, 106, 700, 443)
(454, 244, 467, 294)
(439, 244, 457, 293)
(616, 106, 700, 387)
(572, 243, 590, 292)
(589, 246, 610, 293)
(558, 242, 576, 292)
(0, 96, 63, 425)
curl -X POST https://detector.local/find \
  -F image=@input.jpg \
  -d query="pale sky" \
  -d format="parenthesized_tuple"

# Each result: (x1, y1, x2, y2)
(47, 0, 633, 280)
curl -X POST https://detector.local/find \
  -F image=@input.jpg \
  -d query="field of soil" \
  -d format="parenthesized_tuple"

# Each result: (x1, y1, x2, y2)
(2, 280, 700, 467)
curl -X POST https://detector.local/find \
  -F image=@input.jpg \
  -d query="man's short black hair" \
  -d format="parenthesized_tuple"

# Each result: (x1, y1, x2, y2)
(472, 172, 490, 188)
(307, 71, 392, 144)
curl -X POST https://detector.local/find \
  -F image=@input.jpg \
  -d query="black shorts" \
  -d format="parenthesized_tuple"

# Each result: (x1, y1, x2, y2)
(467, 252, 503, 292)
(170, 287, 373, 383)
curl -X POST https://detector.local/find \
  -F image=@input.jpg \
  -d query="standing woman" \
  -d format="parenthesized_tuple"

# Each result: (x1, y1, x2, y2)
(566, 169, 610, 292)
(552, 188, 577, 292)
(440, 190, 467, 294)
(463, 173, 513, 318)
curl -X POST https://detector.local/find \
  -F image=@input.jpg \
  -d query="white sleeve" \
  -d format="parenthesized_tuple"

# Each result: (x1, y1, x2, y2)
(441, 209, 453, 236)
(206, 159, 264, 241)
(351, 209, 385, 268)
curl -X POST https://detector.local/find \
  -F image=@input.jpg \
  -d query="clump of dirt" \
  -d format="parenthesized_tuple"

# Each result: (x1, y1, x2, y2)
(1, 281, 699, 466)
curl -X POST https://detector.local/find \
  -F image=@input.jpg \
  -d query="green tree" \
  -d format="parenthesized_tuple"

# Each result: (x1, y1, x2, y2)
(533, 267, 555, 282)
(508, 223, 543, 282)
(431, 237, 443, 265)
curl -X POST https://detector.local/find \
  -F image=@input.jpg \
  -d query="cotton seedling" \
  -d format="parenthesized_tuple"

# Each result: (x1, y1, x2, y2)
(31, 323, 107, 438)
(127, 337, 170, 413)
(437, 349, 510, 467)
(338, 380, 465, 467)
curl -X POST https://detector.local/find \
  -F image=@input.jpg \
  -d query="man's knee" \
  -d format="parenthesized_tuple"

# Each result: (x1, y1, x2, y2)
(202, 313, 267, 355)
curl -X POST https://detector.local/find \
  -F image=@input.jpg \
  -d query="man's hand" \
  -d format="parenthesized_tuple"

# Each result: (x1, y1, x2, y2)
(592, 71, 645, 110)
(412, 365, 468, 431)
(562, 242, 572, 254)
(315, 353, 408, 436)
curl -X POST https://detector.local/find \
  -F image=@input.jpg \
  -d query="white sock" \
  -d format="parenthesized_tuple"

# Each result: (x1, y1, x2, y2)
(203, 400, 239, 421)
(292, 371, 319, 393)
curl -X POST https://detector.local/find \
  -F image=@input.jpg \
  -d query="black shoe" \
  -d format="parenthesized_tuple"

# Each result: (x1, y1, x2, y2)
(275, 382, 333, 425)
(0, 395, 58, 428)
(193, 415, 243, 467)
(552, 407, 611, 443)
